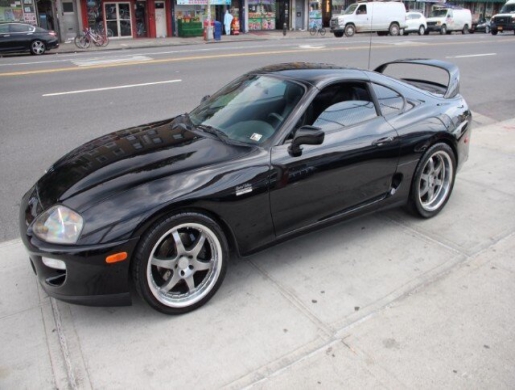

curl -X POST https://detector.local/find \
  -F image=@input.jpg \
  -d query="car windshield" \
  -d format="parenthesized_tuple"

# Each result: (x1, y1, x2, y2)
(189, 74, 305, 145)
(343, 4, 358, 15)
(500, 4, 515, 13)
(429, 9, 449, 17)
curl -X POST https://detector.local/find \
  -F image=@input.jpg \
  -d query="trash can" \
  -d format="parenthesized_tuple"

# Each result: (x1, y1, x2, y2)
(214, 21, 222, 40)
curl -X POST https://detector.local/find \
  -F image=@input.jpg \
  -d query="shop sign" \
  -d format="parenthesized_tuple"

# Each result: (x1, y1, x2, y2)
(177, 0, 230, 4)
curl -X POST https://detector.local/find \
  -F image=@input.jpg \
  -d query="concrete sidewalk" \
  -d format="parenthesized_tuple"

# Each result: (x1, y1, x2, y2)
(1, 116, 514, 389)
(55, 30, 316, 54)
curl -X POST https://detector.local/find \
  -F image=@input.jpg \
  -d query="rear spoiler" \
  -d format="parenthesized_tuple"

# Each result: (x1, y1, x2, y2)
(374, 59, 460, 99)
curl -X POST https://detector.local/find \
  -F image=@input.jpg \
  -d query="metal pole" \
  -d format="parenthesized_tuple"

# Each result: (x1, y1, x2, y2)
(206, 0, 213, 40)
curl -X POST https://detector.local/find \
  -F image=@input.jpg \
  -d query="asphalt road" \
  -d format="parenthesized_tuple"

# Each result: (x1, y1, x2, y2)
(1, 32, 514, 242)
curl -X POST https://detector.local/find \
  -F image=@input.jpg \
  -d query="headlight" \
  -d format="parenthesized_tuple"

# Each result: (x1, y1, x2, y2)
(33, 205, 83, 244)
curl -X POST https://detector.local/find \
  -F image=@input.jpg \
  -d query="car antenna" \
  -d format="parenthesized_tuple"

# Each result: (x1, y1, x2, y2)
(368, 5, 375, 70)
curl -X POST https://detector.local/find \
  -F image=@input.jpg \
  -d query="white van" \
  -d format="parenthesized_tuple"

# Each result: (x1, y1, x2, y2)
(425, 7, 472, 34)
(330, 2, 407, 37)
(490, 0, 515, 35)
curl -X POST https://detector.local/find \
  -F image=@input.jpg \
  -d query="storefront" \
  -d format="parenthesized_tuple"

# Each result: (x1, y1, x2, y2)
(80, 0, 173, 38)
(1, 0, 40, 26)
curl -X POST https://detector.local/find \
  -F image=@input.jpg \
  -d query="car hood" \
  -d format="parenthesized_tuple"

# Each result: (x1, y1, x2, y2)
(36, 117, 251, 210)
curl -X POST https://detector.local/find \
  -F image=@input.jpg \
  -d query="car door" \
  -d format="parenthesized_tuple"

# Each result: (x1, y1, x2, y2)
(8, 23, 33, 51)
(269, 81, 400, 237)
(0, 23, 13, 52)
(354, 4, 370, 32)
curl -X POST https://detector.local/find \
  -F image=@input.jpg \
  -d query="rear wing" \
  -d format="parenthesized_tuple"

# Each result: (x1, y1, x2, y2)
(374, 59, 460, 99)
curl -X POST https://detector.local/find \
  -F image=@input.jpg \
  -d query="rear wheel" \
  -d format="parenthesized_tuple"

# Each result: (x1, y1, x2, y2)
(320, 28, 326, 36)
(334, 31, 344, 38)
(344, 24, 355, 37)
(462, 24, 469, 34)
(491, 29, 498, 35)
(389, 22, 400, 36)
(30, 40, 46, 55)
(408, 143, 456, 218)
(132, 212, 229, 314)
(309, 26, 317, 36)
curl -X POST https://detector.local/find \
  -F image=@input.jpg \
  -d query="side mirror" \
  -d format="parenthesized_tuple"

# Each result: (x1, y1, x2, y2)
(288, 126, 324, 157)
(201, 95, 210, 104)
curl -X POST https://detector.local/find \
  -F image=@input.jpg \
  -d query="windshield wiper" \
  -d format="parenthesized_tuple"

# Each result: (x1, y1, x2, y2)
(196, 124, 231, 143)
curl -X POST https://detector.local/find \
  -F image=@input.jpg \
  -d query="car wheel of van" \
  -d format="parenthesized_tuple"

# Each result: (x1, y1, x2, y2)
(440, 25, 447, 34)
(334, 31, 344, 38)
(389, 23, 400, 36)
(418, 25, 425, 35)
(30, 40, 46, 55)
(344, 24, 355, 37)
(462, 24, 469, 34)
(408, 143, 456, 219)
(132, 212, 229, 314)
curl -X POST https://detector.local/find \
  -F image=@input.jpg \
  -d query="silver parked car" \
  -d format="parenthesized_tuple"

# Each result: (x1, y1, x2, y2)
(402, 11, 427, 35)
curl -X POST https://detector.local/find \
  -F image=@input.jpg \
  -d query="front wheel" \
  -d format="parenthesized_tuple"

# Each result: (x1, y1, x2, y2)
(30, 40, 46, 55)
(132, 212, 229, 314)
(344, 24, 355, 37)
(334, 31, 344, 38)
(440, 25, 447, 35)
(408, 143, 456, 218)
(491, 29, 498, 35)
(418, 25, 425, 35)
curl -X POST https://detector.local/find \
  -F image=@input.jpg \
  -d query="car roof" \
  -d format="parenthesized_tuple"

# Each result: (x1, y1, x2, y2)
(247, 62, 369, 86)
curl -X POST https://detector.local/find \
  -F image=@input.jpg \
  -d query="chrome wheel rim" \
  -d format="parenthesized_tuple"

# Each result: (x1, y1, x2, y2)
(147, 223, 222, 308)
(418, 151, 453, 212)
(32, 41, 45, 54)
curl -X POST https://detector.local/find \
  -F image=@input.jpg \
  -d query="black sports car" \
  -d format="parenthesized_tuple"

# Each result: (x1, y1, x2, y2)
(0, 22, 59, 55)
(20, 60, 471, 314)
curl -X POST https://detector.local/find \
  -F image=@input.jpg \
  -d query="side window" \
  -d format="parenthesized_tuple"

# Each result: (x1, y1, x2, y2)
(308, 83, 378, 132)
(0, 25, 9, 33)
(373, 84, 404, 116)
(10, 24, 32, 33)
(357, 5, 367, 15)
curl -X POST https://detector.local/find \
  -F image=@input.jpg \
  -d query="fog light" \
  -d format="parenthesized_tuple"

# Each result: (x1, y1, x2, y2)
(42, 257, 66, 270)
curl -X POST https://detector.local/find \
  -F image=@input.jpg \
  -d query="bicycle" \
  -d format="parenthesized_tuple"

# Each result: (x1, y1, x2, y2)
(309, 23, 326, 36)
(74, 27, 109, 49)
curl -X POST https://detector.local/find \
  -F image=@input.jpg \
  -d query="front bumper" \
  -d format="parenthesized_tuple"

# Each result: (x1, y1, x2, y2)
(22, 234, 139, 307)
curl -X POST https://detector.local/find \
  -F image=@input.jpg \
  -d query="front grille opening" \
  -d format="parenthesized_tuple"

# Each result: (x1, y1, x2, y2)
(45, 271, 66, 287)
(29, 259, 37, 275)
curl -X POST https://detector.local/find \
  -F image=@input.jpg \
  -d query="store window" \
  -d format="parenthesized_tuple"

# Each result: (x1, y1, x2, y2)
(104, 2, 132, 37)
(248, 0, 276, 30)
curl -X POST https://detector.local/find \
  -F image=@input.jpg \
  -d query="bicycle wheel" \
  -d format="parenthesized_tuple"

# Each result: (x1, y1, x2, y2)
(92, 33, 104, 47)
(320, 28, 326, 36)
(309, 27, 316, 36)
(74, 34, 90, 49)
(100, 34, 109, 47)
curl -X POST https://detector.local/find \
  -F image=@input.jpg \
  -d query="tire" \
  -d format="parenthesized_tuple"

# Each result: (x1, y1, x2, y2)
(440, 25, 447, 35)
(309, 27, 316, 36)
(320, 28, 326, 36)
(344, 24, 355, 37)
(389, 22, 400, 36)
(74, 34, 90, 49)
(408, 143, 456, 218)
(30, 40, 46, 55)
(132, 212, 229, 314)
(462, 24, 469, 34)
(418, 25, 425, 35)
(491, 29, 498, 35)
(334, 31, 344, 38)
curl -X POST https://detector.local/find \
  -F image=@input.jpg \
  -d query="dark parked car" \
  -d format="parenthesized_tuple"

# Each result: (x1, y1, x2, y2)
(0, 22, 59, 55)
(470, 17, 491, 33)
(20, 60, 472, 314)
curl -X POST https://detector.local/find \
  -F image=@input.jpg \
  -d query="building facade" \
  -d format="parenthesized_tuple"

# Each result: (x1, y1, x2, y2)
(0, 0, 507, 41)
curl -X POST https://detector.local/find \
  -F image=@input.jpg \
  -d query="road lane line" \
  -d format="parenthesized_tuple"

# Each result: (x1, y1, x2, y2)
(43, 79, 181, 97)
(446, 53, 497, 58)
(2, 38, 514, 77)
(71, 55, 153, 67)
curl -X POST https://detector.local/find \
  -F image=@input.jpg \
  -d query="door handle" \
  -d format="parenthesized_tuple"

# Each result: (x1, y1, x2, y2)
(373, 136, 394, 147)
